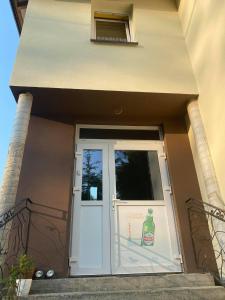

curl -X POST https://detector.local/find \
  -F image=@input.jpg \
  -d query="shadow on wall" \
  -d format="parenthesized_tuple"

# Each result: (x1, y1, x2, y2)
(27, 202, 69, 277)
(176, 0, 181, 8)
(0, 199, 69, 279)
(182, 0, 225, 199)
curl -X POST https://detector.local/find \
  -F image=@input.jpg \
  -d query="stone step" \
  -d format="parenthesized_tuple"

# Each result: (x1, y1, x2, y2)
(22, 286, 225, 300)
(29, 273, 215, 295)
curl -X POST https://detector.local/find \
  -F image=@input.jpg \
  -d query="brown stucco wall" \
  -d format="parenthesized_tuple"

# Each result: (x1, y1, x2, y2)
(164, 118, 207, 273)
(16, 116, 74, 277)
(15, 115, 215, 276)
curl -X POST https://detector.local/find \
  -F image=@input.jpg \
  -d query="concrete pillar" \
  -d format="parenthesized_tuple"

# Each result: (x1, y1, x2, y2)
(187, 99, 223, 209)
(0, 93, 33, 266)
(0, 93, 33, 212)
(187, 99, 225, 279)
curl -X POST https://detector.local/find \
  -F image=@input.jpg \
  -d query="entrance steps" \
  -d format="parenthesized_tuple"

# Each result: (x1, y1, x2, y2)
(22, 273, 225, 299)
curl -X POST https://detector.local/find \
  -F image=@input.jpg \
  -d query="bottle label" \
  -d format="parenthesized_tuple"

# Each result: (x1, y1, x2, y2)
(143, 232, 154, 246)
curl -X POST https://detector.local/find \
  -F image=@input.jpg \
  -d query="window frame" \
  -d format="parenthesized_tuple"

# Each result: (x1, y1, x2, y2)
(94, 17, 131, 43)
(90, 8, 138, 45)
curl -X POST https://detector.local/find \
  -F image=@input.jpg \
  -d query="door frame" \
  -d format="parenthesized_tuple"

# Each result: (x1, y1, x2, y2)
(69, 124, 183, 275)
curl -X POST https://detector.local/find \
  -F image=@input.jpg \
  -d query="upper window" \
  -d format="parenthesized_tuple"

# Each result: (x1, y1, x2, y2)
(92, 11, 137, 44)
(95, 17, 131, 43)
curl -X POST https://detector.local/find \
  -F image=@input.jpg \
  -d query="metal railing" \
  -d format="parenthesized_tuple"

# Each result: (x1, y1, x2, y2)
(186, 197, 225, 284)
(0, 198, 32, 280)
(0, 198, 67, 282)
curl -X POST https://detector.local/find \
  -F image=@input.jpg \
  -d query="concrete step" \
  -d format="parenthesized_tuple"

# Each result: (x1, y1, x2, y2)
(22, 286, 225, 300)
(29, 273, 215, 295)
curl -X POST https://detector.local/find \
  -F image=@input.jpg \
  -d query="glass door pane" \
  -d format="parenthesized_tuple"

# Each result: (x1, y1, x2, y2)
(81, 149, 103, 201)
(115, 150, 163, 200)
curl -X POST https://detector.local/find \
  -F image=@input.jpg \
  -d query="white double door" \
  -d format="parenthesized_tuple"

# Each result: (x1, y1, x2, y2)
(70, 140, 182, 276)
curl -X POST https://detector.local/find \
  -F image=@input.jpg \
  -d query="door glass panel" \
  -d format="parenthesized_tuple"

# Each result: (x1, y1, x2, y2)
(115, 150, 163, 200)
(81, 150, 103, 201)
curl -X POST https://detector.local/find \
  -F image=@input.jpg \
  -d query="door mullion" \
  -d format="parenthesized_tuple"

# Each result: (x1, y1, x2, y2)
(108, 142, 116, 274)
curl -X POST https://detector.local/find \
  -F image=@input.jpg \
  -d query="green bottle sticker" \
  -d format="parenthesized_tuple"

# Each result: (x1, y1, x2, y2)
(141, 208, 155, 246)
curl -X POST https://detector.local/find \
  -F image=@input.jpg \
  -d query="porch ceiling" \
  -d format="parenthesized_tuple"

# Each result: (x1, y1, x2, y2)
(10, 86, 197, 124)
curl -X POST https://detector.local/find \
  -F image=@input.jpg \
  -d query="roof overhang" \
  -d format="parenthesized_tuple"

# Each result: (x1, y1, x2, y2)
(10, 85, 198, 125)
(9, 0, 28, 33)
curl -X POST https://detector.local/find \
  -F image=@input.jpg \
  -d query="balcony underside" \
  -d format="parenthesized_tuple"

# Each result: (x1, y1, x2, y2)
(11, 86, 198, 124)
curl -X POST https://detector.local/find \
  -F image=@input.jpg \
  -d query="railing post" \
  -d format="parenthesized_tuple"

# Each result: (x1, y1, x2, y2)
(25, 202, 32, 255)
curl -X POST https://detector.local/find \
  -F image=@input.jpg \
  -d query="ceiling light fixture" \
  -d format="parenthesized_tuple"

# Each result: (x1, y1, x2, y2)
(114, 106, 123, 115)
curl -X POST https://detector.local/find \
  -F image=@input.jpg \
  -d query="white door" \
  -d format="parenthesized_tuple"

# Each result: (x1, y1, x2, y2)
(110, 141, 182, 274)
(70, 140, 182, 275)
(70, 143, 111, 275)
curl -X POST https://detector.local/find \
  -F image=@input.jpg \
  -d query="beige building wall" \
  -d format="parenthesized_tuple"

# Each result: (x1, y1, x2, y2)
(179, 0, 225, 203)
(10, 0, 197, 95)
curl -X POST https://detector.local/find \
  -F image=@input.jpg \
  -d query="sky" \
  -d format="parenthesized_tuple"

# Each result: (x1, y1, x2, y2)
(0, 1, 19, 184)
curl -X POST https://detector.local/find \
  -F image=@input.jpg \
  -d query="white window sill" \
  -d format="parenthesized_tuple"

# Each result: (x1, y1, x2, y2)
(90, 38, 138, 46)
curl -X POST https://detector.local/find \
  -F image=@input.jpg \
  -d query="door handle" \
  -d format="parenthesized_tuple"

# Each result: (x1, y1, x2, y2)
(112, 198, 128, 211)
(73, 187, 81, 194)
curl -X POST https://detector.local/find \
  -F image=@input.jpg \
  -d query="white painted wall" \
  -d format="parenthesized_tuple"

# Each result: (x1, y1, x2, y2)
(179, 0, 225, 203)
(11, 0, 197, 94)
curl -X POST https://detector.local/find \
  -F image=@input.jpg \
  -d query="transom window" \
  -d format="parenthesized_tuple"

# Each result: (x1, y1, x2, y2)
(79, 128, 161, 140)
